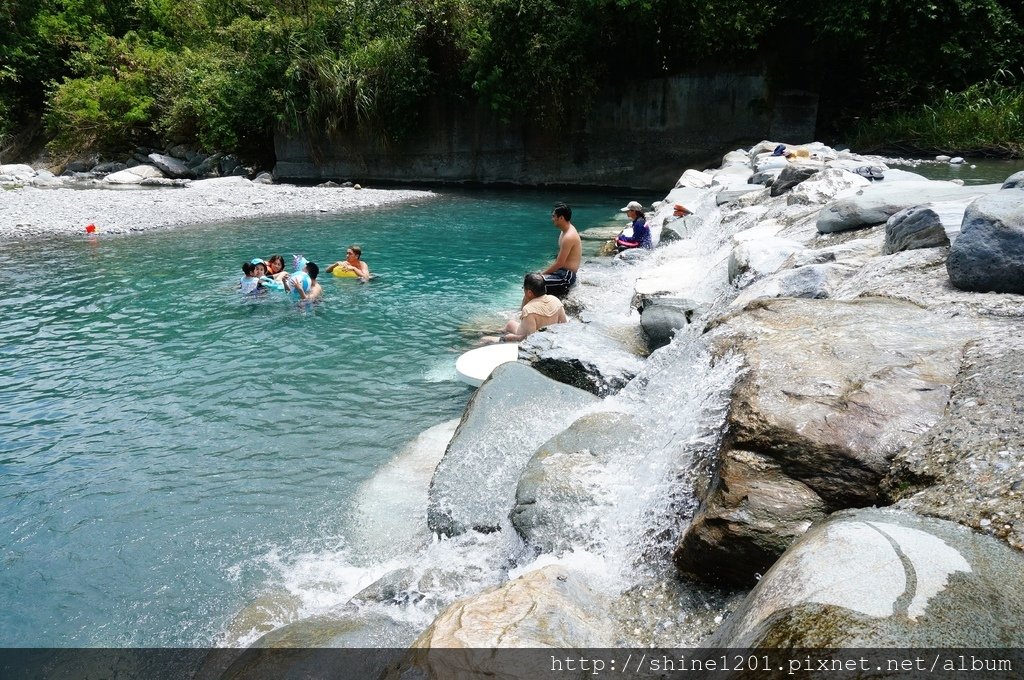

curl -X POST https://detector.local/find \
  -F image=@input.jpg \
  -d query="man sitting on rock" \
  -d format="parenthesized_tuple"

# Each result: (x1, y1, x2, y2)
(484, 273, 567, 344)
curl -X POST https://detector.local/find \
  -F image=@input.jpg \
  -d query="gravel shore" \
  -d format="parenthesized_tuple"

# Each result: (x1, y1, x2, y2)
(0, 177, 434, 240)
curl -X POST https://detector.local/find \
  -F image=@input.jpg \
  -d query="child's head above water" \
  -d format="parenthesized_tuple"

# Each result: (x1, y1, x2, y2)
(242, 261, 255, 277)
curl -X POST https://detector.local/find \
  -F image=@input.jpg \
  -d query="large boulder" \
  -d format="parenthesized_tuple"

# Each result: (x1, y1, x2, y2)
(512, 413, 636, 553)
(639, 295, 700, 349)
(786, 167, 869, 206)
(947, 192, 1024, 294)
(1003, 170, 1024, 189)
(147, 152, 195, 179)
(882, 198, 976, 254)
(817, 181, 1001, 234)
(674, 449, 827, 585)
(427, 362, 599, 536)
(885, 330, 1024, 551)
(518, 322, 644, 396)
(105, 165, 165, 184)
(674, 297, 972, 586)
(769, 163, 821, 197)
(710, 508, 1024, 647)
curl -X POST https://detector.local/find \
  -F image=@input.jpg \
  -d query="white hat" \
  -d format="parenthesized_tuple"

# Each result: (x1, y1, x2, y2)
(620, 200, 644, 212)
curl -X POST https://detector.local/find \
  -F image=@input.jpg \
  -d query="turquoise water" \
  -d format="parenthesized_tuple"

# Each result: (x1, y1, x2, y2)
(890, 158, 1024, 185)
(0, 189, 633, 646)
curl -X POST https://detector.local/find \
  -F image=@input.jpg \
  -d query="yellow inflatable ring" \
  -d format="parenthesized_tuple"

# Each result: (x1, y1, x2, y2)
(332, 267, 358, 278)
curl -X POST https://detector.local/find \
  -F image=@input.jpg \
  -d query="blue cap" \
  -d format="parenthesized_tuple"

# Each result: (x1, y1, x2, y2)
(249, 258, 266, 266)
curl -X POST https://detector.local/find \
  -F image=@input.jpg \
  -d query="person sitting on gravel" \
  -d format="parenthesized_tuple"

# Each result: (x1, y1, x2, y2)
(326, 245, 370, 280)
(483, 273, 567, 344)
(615, 201, 652, 251)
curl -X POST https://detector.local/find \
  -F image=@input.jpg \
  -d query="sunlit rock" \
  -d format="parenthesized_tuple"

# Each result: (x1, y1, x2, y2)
(1002, 170, 1024, 189)
(728, 236, 806, 285)
(710, 508, 1024, 647)
(412, 566, 613, 649)
(786, 167, 869, 206)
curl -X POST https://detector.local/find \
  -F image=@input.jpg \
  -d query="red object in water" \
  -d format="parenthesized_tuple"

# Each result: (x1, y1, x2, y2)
(85, 224, 96, 233)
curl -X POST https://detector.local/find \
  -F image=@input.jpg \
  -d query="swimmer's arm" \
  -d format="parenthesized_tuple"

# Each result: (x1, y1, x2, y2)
(325, 261, 342, 273)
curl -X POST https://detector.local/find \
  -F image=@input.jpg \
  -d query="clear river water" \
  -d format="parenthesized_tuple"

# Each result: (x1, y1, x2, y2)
(0, 188, 634, 646)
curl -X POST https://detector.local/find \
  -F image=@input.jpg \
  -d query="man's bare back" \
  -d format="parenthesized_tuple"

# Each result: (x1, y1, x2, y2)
(540, 203, 581, 298)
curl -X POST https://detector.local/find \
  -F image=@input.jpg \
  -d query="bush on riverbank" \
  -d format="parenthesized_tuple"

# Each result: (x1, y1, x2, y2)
(852, 74, 1024, 157)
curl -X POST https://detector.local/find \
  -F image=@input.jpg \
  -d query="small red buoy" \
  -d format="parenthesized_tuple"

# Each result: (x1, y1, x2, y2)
(85, 223, 97, 234)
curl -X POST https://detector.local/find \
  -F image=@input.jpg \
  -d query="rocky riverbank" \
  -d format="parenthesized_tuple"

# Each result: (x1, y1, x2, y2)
(0, 163, 432, 240)
(216, 141, 1024, 673)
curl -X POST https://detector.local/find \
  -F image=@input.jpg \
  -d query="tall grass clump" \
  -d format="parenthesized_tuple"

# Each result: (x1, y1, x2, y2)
(853, 70, 1024, 157)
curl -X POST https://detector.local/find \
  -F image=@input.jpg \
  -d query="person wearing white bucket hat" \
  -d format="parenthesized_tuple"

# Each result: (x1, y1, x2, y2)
(615, 200, 651, 251)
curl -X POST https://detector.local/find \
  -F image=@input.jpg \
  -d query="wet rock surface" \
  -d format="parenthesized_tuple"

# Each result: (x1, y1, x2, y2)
(518, 322, 644, 396)
(427, 362, 600, 536)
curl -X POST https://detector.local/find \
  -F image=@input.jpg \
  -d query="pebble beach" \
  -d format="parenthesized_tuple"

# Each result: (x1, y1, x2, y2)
(0, 177, 434, 240)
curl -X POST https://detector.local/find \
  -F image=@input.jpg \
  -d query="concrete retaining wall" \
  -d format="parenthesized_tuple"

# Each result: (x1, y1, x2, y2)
(273, 72, 817, 190)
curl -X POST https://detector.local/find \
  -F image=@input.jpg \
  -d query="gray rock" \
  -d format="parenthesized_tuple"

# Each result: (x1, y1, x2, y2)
(950, 156, 965, 164)
(229, 165, 249, 177)
(769, 163, 821, 197)
(189, 153, 222, 177)
(167, 144, 191, 160)
(316, 180, 341, 188)
(817, 181, 1001, 234)
(1002, 170, 1024, 189)
(427, 362, 599, 536)
(639, 296, 700, 349)
(220, 154, 241, 175)
(730, 263, 840, 307)
(105, 165, 165, 184)
(883, 205, 950, 253)
(92, 161, 127, 174)
(518, 321, 644, 396)
(749, 168, 782, 186)
(886, 330, 1024, 551)
(935, 155, 952, 162)
(947, 192, 1024, 294)
(64, 160, 94, 173)
(340, 181, 354, 188)
(513, 413, 635, 553)
(147, 152, 195, 179)
(675, 449, 827, 586)
(710, 508, 1024, 647)
(253, 171, 274, 184)
(675, 298, 972, 586)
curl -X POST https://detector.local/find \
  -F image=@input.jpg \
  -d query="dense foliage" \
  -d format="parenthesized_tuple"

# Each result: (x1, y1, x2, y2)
(1, 0, 1022, 159)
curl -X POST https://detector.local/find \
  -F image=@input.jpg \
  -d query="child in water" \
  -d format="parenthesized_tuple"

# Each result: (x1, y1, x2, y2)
(240, 259, 267, 295)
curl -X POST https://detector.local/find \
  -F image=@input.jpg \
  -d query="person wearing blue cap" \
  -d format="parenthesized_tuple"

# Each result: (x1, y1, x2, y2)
(239, 258, 267, 295)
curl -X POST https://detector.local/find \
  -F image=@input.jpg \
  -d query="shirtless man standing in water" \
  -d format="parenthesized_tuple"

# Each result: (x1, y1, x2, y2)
(539, 202, 581, 298)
